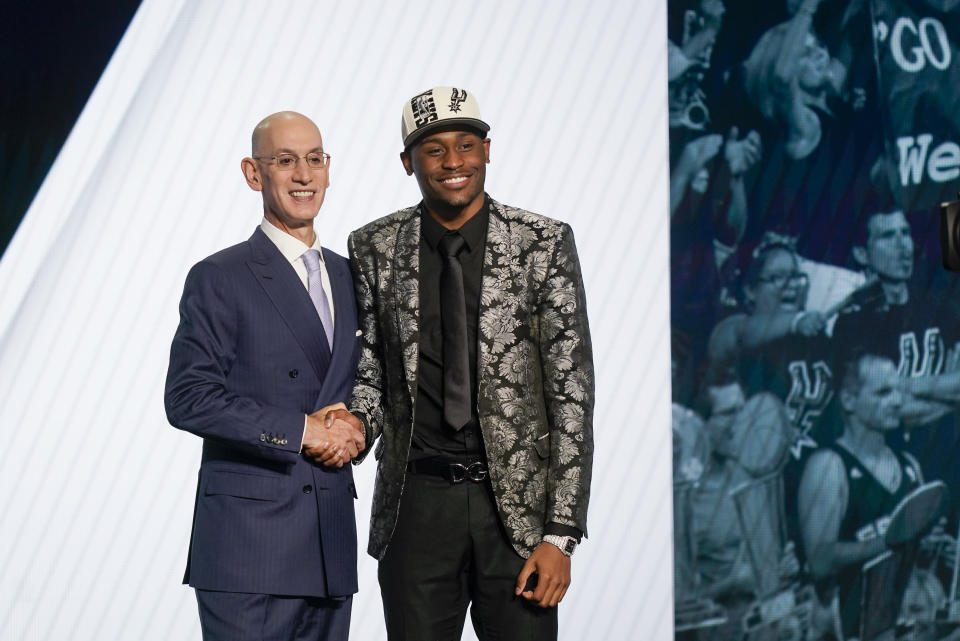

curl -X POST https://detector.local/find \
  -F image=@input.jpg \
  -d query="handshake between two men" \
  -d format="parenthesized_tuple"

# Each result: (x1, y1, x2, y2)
(302, 403, 365, 468)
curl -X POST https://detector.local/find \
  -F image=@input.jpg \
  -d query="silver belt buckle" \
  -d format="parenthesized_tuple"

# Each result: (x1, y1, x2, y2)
(446, 462, 487, 483)
(467, 462, 488, 482)
(447, 463, 468, 484)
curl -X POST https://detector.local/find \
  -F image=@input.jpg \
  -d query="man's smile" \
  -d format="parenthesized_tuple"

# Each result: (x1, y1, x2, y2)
(438, 174, 471, 188)
(290, 190, 316, 201)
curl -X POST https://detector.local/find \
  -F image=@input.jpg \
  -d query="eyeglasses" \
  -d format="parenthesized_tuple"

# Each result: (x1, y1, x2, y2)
(253, 151, 331, 170)
(756, 271, 809, 289)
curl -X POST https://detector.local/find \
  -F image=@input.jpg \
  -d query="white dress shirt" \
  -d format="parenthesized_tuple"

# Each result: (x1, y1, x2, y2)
(259, 218, 336, 324)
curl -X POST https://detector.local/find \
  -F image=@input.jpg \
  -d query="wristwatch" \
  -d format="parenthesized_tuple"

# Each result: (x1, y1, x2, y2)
(542, 534, 578, 557)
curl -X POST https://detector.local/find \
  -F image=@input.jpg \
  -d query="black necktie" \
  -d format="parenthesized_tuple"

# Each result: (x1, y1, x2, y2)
(439, 232, 471, 430)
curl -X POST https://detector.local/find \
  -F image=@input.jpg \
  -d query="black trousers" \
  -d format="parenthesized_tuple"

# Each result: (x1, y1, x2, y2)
(378, 472, 558, 641)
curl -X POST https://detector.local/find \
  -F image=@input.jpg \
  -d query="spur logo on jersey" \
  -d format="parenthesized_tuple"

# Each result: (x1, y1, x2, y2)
(411, 90, 439, 128)
(896, 134, 960, 186)
(448, 88, 467, 113)
(875, 16, 951, 74)
(786, 360, 833, 458)
(898, 328, 945, 377)
(855, 515, 891, 543)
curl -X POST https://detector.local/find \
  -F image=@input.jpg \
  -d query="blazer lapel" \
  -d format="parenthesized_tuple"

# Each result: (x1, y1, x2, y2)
(477, 202, 523, 399)
(246, 228, 332, 382)
(322, 247, 356, 373)
(393, 213, 421, 408)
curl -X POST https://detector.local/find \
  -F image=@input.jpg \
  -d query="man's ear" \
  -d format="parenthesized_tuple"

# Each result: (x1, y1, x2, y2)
(241, 157, 262, 191)
(400, 150, 414, 176)
(852, 246, 867, 268)
(839, 387, 855, 414)
(483, 138, 491, 164)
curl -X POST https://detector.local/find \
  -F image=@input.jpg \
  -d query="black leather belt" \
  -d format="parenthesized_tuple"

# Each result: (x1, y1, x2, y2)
(407, 457, 489, 484)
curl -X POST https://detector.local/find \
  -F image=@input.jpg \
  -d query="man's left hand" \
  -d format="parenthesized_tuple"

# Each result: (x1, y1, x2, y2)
(317, 408, 365, 466)
(303, 406, 365, 467)
(514, 542, 571, 608)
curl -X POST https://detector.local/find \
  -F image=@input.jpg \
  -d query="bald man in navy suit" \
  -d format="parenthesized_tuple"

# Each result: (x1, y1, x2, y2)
(165, 111, 364, 641)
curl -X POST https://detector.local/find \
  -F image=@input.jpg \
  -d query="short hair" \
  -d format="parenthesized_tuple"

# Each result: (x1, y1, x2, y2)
(695, 366, 742, 419)
(836, 349, 890, 397)
(850, 186, 901, 249)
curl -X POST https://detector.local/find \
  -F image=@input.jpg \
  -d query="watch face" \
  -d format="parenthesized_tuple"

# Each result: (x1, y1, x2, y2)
(564, 539, 576, 554)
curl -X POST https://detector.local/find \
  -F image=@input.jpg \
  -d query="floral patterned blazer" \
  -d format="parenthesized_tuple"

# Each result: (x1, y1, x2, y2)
(348, 198, 594, 560)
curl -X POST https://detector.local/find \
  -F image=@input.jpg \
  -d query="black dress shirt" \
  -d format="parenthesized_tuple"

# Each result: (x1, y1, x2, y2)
(410, 200, 488, 461)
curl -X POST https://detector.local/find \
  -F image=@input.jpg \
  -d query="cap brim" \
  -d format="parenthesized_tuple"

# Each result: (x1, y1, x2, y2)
(403, 118, 490, 148)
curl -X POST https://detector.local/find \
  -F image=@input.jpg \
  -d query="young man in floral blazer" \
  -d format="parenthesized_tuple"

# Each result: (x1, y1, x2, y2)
(332, 87, 594, 641)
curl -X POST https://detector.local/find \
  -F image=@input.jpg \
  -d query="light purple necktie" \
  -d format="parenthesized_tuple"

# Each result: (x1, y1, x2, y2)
(301, 249, 334, 349)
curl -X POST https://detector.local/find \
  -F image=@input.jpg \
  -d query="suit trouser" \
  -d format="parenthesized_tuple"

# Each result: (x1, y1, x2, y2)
(378, 472, 558, 641)
(195, 589, 351, 641)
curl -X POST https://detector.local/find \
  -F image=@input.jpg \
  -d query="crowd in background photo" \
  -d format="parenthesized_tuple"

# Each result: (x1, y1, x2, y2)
(670, 0, 960, 639)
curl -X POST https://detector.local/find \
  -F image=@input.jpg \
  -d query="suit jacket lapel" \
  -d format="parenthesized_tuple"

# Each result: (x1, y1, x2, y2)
(322, 247, 355, 372)
(477, 202, 523, 401)
(394, 213, 421, 408)
(246, 228, 332, 382)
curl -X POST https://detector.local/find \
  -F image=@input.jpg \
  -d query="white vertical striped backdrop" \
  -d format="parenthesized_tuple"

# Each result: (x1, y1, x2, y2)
(0, 1, 670, 639)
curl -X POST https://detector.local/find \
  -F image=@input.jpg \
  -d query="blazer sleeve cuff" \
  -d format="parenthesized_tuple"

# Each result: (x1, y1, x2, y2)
(544, 522, 583, 542)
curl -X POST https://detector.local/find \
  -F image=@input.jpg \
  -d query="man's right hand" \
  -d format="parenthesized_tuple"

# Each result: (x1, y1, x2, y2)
(302, 403, 365, 467)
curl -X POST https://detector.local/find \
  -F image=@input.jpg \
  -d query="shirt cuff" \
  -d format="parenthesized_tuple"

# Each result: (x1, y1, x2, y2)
(544, 522, 582, 542)
(299, 415, 308, 453)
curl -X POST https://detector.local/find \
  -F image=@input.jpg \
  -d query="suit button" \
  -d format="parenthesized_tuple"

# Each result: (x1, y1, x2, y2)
(260, 433, 267, 442)
(302, 485, 313, 494)
(289, 369, 298, 379)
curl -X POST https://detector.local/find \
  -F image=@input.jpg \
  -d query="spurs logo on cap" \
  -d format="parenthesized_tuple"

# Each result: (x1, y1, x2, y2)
(401, 86, 490, 148)
(448, 88, 467, 113)
(411, 90, 439, 128)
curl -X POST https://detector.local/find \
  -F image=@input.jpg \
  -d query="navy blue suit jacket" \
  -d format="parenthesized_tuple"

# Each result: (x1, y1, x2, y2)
(165, 227, 360, 597)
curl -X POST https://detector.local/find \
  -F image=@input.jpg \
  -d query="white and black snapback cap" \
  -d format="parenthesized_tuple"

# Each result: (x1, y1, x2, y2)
(401, 86, 490, 148)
